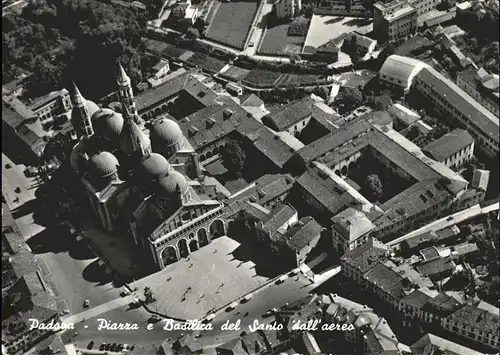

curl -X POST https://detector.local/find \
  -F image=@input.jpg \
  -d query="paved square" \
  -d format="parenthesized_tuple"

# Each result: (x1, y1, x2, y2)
(135, 236, 269, 320)
(304, 15, 373, 49)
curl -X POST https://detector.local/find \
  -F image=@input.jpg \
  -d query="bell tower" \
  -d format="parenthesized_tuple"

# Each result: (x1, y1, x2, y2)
(70, 82, 94, 139)
(116, 62, 141, 124)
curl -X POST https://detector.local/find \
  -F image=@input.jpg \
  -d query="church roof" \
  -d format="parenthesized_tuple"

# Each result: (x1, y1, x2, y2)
(92, 108, 124, 142)
(119, 118, 150, 156)
(150, 118, 184, 147)
(155, 170, 188, 196)
(139, 153, 170, 180)
(88, 151, 119, 178)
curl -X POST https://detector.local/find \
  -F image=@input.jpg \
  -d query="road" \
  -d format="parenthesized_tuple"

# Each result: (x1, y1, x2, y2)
(388, 202, 500, 247)
(2, 152, 122, 315)
(66, 264, 340, 350)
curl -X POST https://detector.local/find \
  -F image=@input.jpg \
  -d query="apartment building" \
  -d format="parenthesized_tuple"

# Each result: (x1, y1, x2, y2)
(423, 129, 475, 169)
(409, 0, 440, 15)
(456, 66, 500, 117)
(414, 67, 499, 157)
(276, 0, 302, 19)
(373, 0, 418, 43)
(442, 305, 499, 349)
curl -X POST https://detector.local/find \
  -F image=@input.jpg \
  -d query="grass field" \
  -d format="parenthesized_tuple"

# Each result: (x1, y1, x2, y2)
(222, 65, 251, 80)
(205, 1, 259, 50)
(258, 23, 306, 56)
(242, 69, 282, 86)
(185, 53, 226, 73)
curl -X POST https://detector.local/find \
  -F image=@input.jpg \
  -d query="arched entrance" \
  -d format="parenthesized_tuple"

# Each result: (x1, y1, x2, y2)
(197, 228, 209, 247)
(335, 169, 341, 176)
(161, 246, 178, 266)
(209, 219, 225, 239)
(348, 162, 354, 173)
(178, 239, 189, 258)
(341, 166, 348, 175)
(189, 239, 199, 252)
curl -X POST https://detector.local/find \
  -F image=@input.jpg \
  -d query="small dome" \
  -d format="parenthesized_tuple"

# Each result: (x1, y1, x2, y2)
(70, 140, 88, 172)
(150, 118, 184, 147)
(155, 170, 188, 197)
(354, 314, 371, 328)
(92, 108, 124, 142)
(88, 151, 119, 178)
(139, 153, 170, 180)
(86, 100, 100, 117)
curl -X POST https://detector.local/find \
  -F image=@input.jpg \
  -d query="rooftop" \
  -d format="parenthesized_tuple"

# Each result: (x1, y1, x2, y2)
(423, 129, 475, 162)
(364, 262, 406, 299)
(278, 216, 323, 252)
(416, 257, 455, 276)
(331, 207, 375, 242)
(416, 66, 499, 144)
(262, 96, 315, 131)
(341, 238, 389, 273)
(411, 333, 485, 355)
(448, 304, 500, 333)
(262, 204, 297, 237)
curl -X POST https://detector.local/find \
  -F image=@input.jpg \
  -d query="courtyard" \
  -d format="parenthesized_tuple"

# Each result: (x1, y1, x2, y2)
(303, 14, 373, 49)
(134, 236, 269, 320)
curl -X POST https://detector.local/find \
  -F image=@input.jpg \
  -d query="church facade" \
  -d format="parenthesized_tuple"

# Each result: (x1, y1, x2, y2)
(68, 64, 226, 269)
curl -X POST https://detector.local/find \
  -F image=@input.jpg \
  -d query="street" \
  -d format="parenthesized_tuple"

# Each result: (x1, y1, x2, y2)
(2, 152, 123, 315)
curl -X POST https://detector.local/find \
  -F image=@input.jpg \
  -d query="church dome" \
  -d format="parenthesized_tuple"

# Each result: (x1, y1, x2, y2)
(92, 108, 124, 142)
(139, 153, 170, 180)
(155, 170, 188, 197)
(88, 151, 119, 178)
(85, 100, 100, 117)
(70, 140, 88, 173)
(150, 118, 184, 147)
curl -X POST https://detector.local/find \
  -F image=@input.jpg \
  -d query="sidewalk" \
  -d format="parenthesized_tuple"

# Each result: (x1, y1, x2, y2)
(62, 294, 138, 324)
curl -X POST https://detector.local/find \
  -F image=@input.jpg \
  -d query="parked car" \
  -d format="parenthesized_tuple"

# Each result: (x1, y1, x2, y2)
(5, 163, 12, 169)
(99, 343, 106, 351)
(87, 341, 94, 350)
(241, 293, 253, 303)
(105, 343, 112, 350)
(83, 299, 90, 308)
(14, 187, 21, 193)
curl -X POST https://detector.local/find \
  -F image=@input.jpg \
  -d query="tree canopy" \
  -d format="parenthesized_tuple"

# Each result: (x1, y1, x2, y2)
(3, 0, 147, 99)
(220, 139, 246, 178)
(364, 174, 383, 201)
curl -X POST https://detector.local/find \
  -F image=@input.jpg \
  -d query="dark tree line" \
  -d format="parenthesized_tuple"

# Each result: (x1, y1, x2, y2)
(3, 0, 148, 99)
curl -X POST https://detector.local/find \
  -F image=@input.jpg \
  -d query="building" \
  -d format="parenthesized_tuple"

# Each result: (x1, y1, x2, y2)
(414, 66, 499, 157)
(262, 96, 316, 136)
(373, 0, 418, 43)
(275, 0, 301, 19)
(290, 113, 468, 243)
(471, 169, 490, 192)
(26, 88, 72, 124)
(409, 0, 440, 15)
(330, 32, 378, 59)
(411, 333, 485, 355)
(331, 207, 376, 253)
(456, 66, 500, 117)
(379, 55, 429, 92)
(1, 203, 63, 355)
(442, 304, 499, 349)
(422, 129, 475, 169)
(67, 65, 227, 270)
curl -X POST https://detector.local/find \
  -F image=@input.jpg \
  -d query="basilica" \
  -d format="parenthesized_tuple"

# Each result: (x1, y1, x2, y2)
(68, 64, 225, 269)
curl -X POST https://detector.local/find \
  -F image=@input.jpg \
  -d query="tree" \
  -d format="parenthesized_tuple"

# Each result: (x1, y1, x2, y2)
(146, 0, 165, 19)
(194, 18, 206, 35)
(220, 139, 246, 178)
(372, 94, 392, 110)
(301, 3, 314, 18)
(186, 26, 200, 39)
(335, 87, 363, 113)
(407, 125, 420, 140)
(365, 174, 383, 200)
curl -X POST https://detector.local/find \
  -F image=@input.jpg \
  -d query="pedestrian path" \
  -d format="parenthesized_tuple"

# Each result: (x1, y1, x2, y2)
(62, 294, 137, 324)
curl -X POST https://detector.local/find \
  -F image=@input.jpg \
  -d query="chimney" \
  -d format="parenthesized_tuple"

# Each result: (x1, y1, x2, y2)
(223, 108, 233, 120)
